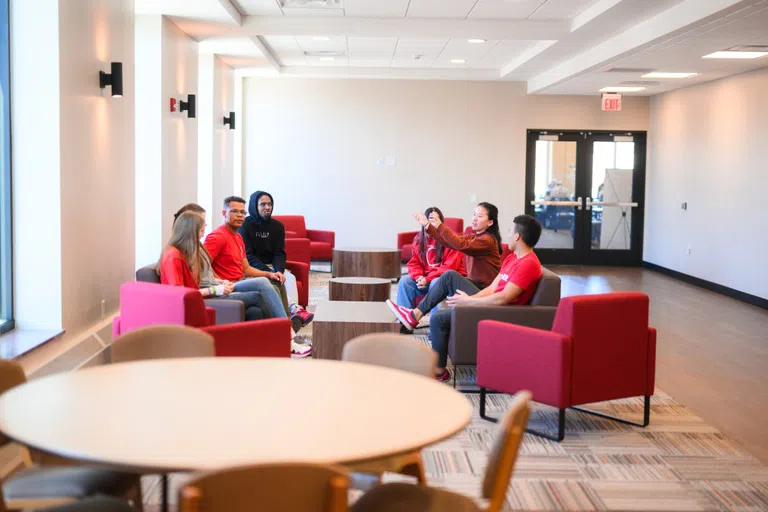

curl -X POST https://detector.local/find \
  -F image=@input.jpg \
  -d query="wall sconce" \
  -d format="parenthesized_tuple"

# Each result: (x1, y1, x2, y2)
(179, 94, 196, 119)
(223, 112, 235, 130)
(99, 62, 123, 97)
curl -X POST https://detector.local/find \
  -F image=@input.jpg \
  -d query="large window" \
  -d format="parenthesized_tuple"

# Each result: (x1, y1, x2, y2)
(0, 0, 12, 334)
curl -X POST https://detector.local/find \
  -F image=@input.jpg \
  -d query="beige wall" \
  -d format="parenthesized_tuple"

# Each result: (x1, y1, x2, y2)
(212, 56, 235, 224)
(161, 18, 198, 243)
(243, 79, 649, 247)
(647, 67, 768, 299)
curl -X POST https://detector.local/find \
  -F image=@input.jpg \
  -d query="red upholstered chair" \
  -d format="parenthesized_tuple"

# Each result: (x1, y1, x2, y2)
(397, 217, 464, 262)
(112, 282, 291, 358)
(273, 215, 335, 261)
(284, 237, 311, 306)
(477, 292, 656, 441)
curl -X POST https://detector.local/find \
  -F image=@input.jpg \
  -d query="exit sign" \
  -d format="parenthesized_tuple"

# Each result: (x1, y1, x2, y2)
(602, 93, 622, 111)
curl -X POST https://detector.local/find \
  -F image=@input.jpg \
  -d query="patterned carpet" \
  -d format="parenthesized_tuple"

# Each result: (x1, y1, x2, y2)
(142, 269, 768, 511)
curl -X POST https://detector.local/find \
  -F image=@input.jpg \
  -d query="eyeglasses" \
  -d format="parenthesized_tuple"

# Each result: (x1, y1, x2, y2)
(258, 202, 273, 208)
(228, 209, 247, 216)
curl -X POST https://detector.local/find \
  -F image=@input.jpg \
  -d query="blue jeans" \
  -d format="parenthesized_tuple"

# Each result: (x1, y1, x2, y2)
(396, 275, 441, 307)
(233, 277, 288, 319)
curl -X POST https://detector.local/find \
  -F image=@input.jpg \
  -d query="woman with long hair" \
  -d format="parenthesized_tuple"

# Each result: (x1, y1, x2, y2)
(396, 206, 466, 307)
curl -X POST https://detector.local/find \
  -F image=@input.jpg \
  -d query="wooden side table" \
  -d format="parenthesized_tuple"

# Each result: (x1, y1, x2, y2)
(312, 301, 400, 360)
(329, 277, 391, 302)
(332, 248, 401, 279)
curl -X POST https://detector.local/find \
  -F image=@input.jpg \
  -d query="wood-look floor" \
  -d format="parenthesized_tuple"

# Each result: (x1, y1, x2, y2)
(551, 265, 768, 463)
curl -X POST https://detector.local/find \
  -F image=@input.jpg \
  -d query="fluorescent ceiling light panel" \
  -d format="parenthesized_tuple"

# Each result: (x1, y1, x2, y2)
(702, 51, 768, 59)
(600, 86, 645, 92)
(642, 72, 697, 79)
(319, 56, 335, 61)
(450, 59, 466, 64)
(467, 39, 486, 44)
(312, 36, 331, 41)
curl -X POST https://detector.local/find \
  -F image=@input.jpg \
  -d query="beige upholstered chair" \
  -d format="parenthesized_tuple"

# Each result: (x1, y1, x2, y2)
(179, 463, 349, 512)
(351, 391, 532, 512)
(111, 324, 215, 362)
(0, 361, 142, 511)
(341, 333, 437, 484)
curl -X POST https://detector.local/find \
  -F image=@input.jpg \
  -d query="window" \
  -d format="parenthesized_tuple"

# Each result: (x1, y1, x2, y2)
(0, 0, 12, 334)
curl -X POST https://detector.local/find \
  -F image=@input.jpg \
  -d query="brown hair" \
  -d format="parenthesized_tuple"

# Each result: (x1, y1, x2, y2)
(161, 211, 205, 278)
(174, 203, 205, 225)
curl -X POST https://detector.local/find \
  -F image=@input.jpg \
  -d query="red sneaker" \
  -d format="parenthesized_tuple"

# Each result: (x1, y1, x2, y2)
(435, 369, 451, 382)
(295, 306, 314, 327)
(386, 300, 419, 331)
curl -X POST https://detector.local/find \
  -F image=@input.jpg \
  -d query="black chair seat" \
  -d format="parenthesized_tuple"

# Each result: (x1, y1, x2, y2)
(3, 466, 137, 501)
(351, 482, 481, 512)
(40, 496, 136, 511)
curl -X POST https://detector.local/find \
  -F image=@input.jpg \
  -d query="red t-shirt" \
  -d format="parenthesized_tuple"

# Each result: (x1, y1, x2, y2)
(494, 252, 543, 305)
(159, 247, 199, 289)
(203, 225, 246, 282)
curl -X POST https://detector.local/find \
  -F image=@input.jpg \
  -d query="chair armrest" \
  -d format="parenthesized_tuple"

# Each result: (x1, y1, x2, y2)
(477, 320, 572, 408)
(285, 260, 309, 306)
(205, 306, 216, 325)
(285, 230, 299, 238)
(284, 237, 311, 265)
(204, 299, 245, 325)
(203, 318, 292, 358)
(647, 327, 657, 396)
(397, 231, 418, 249)
(307, 229, 335, 247)
(447, 305, 558, 365)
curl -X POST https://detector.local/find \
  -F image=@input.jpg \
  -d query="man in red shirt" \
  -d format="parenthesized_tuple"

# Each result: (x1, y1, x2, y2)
(388, 214, 543, 381)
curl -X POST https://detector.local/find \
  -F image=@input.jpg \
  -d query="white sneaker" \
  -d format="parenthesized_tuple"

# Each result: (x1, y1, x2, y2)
(291, 340, 312, 358)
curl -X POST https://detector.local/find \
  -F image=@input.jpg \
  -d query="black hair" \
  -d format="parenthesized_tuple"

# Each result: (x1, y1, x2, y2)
(478, 202, 502, 254)
(417, 207, 445, 265)
(224, 196, 246, 208)
(513, 214, 542, 247)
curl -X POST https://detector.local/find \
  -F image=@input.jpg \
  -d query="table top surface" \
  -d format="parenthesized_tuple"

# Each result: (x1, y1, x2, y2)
(333, 247, 401, 254)
(314, 301, 400, 323)
(0, 358, 471, 473)
(329, 277, 392, 285)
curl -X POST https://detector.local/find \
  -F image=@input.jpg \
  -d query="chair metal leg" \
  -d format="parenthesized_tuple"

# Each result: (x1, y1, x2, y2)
(525, 408, 566, 442)
(452, 365, 458, 389)
(571, 395, 651, 428)
(161, 474, 169, 512)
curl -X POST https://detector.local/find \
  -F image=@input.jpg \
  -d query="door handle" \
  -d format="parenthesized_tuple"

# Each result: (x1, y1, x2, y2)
(585, 197, 593, 210)
(576, 197, 583, 211)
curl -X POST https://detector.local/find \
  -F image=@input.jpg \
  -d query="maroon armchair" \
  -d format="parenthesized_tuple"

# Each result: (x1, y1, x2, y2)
(397, 217, 464, 262)
(273, 215, 335, 261)
(476, 292, 656, 441)
(113, 282, 291, 358)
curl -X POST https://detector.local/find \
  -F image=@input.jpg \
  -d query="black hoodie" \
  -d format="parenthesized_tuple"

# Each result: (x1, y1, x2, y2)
(238, 191, 287, 272)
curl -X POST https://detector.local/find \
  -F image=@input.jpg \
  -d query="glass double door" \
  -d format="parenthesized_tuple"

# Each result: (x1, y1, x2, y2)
(525, 130, 647, 265)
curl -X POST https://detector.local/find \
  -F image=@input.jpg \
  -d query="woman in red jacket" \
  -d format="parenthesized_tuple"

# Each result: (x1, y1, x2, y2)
(396, 207, 467, 307)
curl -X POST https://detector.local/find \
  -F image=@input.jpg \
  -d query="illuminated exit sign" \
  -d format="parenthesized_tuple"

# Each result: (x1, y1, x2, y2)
(602, 93, 622, 111)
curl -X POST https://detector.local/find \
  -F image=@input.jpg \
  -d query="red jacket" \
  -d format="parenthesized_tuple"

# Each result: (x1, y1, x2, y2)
(406, 236, 467, 283)
(159, 247, 199, 289)
(426, 223, 501, 289)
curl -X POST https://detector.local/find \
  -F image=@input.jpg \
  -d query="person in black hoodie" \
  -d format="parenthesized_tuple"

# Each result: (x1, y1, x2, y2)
(239, 191, 314, 327)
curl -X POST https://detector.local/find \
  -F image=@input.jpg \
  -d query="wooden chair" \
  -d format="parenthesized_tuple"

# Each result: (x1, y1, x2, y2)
(111, 324, 215, 362)
(351, 391, 532, 512)
(179, 463, 349, 512)
(0, 361, 142, 511)
(341, 333, 436, 484)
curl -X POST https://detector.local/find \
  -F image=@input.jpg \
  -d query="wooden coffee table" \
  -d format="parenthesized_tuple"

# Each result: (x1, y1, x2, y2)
(332, 248, 401, 279)
(312, 301, 400, 360)
(329, 277, 391, 302)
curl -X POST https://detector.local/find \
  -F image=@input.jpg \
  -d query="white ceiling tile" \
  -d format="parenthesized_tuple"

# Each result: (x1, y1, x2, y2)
(264, 36, 307, 65)
(282, 7, 344, 16)
(529, 0, 601, 20)
(392, 38, 448, 67)
(344, 0, 410, 18)
(305, 55, 350, 66)
(236, 0, 283, 15)
(295, 36, 348, 52)
(468, 0, 546, 20)
(433, 38, 498, 66)
(473, 39, 539, 68)
(406, 0, 477, 19)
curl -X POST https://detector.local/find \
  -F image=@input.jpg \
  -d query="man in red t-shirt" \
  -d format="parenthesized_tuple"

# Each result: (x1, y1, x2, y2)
(387, 214, 543, 381)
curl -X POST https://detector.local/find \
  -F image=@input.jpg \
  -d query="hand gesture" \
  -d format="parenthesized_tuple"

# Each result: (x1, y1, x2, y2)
(271, 271, 287, 285)
(413, 212, 429, 227)
(446, 289, 471, 307)
(416, 276, 428, 289)
(223, 282, 236, 295)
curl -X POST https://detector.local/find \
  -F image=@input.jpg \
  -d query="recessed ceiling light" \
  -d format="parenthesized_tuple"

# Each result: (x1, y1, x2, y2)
(642, 72, 698, 79)
(467, 39, 486, 44)
(312, 36, 331, 41)
(600, 86, 646, 92)
(450, 59, 466, 64)
(702, 51, 768, 59)
(319, 56, 335, 61)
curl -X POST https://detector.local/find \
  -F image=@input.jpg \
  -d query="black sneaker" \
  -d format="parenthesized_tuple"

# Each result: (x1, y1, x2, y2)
(290, 314, 302, 333)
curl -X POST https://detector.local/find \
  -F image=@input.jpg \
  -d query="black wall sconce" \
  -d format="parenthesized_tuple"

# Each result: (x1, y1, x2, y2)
(180, 94, 196, 119)
(223, 112, 235, 130)
(99, 62, 123, 97)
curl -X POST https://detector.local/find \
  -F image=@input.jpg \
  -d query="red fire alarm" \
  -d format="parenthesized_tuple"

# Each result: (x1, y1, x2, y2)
(169, 97, 177, 112)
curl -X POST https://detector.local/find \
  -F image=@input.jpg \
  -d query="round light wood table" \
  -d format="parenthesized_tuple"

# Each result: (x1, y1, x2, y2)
(329, 277, 391, 302)
(0, 358, 472, 473)
(332, 248, 401, 279)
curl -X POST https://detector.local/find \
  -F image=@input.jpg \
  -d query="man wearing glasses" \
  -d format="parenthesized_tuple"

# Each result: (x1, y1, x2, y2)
(239, 191, 314, 329)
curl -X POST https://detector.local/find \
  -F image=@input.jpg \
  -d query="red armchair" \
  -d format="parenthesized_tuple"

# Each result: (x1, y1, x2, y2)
(476, 292, 656, 441)
(284, 237, 310, 307)
(397, 217, 464, 262)
(273, 215, 335, 261)
(112, 282, 291, 358)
